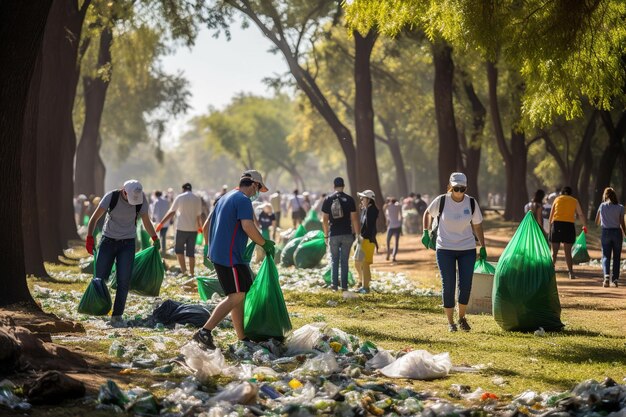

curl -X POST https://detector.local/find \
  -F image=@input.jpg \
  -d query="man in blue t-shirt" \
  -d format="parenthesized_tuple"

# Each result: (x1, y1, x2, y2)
(192, 170, 275, 349)
(321, 177, 360, 291)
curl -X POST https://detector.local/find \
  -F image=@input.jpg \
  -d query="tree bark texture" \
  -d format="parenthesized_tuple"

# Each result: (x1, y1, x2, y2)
(432, 40, 460, 193)
(379, 118, 409, 198)
(0, 0, 53, 306)
(487, 61, 527, 221)
(22, 47, 50, 278)
(37, 0, 88, 261)
(579, 150, 593, 216)
(461, 79, 486, 201)
(75, 27, 113, 197)
(354, 29, 385, 228)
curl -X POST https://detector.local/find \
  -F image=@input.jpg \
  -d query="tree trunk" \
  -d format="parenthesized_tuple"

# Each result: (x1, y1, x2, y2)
(36, 0, 88, 261)
(0, 0, 53, 306)
(507, 131, 529, 221)
(579, 149, 593, 217)
(22, 46, 50, 278)
(462, 80, 486, 201)
(75, 27, 113, 197)
(432, 40, 460, 193)
(354, 29, 385, 227)
(591, 111, 626, 216)
(94, 139, 106, 197)
(379, 119, 409, 198)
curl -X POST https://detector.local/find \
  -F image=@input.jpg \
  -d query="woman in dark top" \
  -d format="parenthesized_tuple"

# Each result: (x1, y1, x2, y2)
(355, 190, 379, 294)
(526, 189, 545, 228)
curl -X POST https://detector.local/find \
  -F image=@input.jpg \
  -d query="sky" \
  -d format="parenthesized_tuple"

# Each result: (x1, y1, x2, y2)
(160, 21, 288, 145)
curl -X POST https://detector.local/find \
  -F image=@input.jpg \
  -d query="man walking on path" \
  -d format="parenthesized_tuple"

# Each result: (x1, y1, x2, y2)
(192, 170, 275, 349)
(322, 177, 360, 292)
(156, 183, 202, 276)
(270, 190, 282, 239)
(150, 190, 170, 256)
(86, 180, 159, 327)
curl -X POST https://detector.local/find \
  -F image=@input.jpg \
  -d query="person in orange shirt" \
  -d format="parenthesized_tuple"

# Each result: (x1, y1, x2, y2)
(548, 186, 588, 279)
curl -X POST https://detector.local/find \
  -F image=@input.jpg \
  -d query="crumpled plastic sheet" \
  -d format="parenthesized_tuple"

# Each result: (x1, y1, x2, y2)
(380, 351, 452, 380)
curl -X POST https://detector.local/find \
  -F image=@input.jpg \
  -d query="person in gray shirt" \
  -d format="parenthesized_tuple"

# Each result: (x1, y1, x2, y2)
(595, 187, 626, 287)
(150, 190, 170, 256)
(86, 179, 159, 327)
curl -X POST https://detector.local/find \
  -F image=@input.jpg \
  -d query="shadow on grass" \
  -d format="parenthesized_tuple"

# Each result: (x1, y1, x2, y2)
(339, 326, 448, 347)
(535, 342, 626, 365)
(558, 328, 625, 339)
(284, 292, 442, 314)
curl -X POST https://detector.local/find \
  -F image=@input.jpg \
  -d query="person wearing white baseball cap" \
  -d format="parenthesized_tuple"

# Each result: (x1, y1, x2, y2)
(86, 179, 159, 327)
(422, 172, 486, 333)
(354, 190, 379, 294)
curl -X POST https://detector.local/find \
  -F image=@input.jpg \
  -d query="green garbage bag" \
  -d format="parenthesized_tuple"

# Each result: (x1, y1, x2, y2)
(196, 232, 203, 246)
(78, 250, 112, 315)
(83, 214, 90, 226)
(281, 237, 304, 267)
(243, 241, 256, 264)
(203, 244, 214, 270)
(197, 276, 225, 300)
(294, 236, 327, 268)
(474, 258, 496, 274)
(493, 211, 564, 332)
(111, 246, 165, 296)
(571, 232, 590, 264)
(302, 210, 323, 232)
(292, 224, 307, 239)
(137, 224, 151, 250)
(243, 256, 292, 341)
(323, 268, 355, 286)
(261, 228, 270, 240)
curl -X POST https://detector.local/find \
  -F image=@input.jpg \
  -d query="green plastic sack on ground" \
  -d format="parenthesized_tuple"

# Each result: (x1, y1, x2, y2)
(111, 246, 165, 296)
(203, 244, 214, 270)
(281, 237, 304, 266)
(137, 225, 151, 251)
(323, 268, 355, 286)
(302, 210, 323, 232)
(571, 232, 590, 264)
(493, 211, 564, 332)
(196, 232, 203, 246)
(294, 237, 327, 268)
(292, 224, 307, 239)
(474, 258, 496, 274)
(78, 250, 112, 315)
(197, 276, 225, 300)
(243, 256, 292, 341)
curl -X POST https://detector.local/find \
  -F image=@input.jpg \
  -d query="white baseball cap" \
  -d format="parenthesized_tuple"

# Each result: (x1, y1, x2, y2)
(449, 172, 467, 187)
(357, 189, 376, 199)
(123, 179, 144, 205)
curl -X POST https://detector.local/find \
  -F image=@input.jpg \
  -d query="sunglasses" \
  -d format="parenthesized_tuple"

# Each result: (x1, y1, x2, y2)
(452, 186, 467, 193)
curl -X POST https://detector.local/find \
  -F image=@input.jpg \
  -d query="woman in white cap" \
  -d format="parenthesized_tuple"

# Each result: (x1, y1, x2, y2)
(422, 173, 486, 332)
(86, 179, 159, 327)
(355, 190, 379, 294)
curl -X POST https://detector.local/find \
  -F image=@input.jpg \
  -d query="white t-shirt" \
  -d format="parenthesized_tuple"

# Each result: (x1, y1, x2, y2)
(426, 193, 483, 251)
(170, 191, 202, 232)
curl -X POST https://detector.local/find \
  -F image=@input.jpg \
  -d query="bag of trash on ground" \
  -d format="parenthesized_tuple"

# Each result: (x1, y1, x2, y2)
(294, 231, 326, 268)
(244, 256, 292, 341)
(77, 249, 112, 315)
(571, 231, 590, 264)
(302, 210, 323, 232)
(152, 300, 210, 328)
(380, 350, 452, 380)
(202, 244, 214, 270)
(242, 241, 256, 264)
(281, 237, 304, 267)
(196, 276, 225, 300)
(110, 246, 165, 297)
(493, 211, 564, 331)
(292, 224, 307, 239)
(474, 258, 496, 274)
(322, 268, 355, 287)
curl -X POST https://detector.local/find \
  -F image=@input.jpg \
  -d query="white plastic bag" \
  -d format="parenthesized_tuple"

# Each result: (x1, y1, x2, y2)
(380, 350, 451, 380)
(297, 353, 339, 375)
(285, 324, 325, 355)
(366, 350, 395, 369)
(210, 382, 258, 405)
(181, 343, 225, 381)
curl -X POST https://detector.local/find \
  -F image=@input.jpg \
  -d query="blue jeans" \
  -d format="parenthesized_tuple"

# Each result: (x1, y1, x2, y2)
(96, 236, 136, 316)
(329, 234, 354, 290)
(386, 227, 401, 259)
(601, 228, 623, 281)
(436, 249, 476, 308)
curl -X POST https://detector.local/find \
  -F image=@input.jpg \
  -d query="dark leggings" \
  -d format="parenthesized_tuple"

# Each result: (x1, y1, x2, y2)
(386, 227, 401, 259)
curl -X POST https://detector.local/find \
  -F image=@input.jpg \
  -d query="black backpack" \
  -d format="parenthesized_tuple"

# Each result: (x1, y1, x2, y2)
(109, 190, 142, 222)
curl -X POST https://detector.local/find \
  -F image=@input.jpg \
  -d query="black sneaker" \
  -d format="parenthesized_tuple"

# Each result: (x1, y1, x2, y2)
(448, 323, 458, 332)
(458, 317, 471, 331)
(192, 328, 216, 350)
(612, 280, 619, 288)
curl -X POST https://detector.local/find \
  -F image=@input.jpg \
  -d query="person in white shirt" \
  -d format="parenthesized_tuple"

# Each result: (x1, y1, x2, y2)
(156, 183, 202, 276)
(422, 172, 486, 333)
(385, 197, 402, 262)
(288, 189, 306, 227)
(150, 190, 170, 255)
